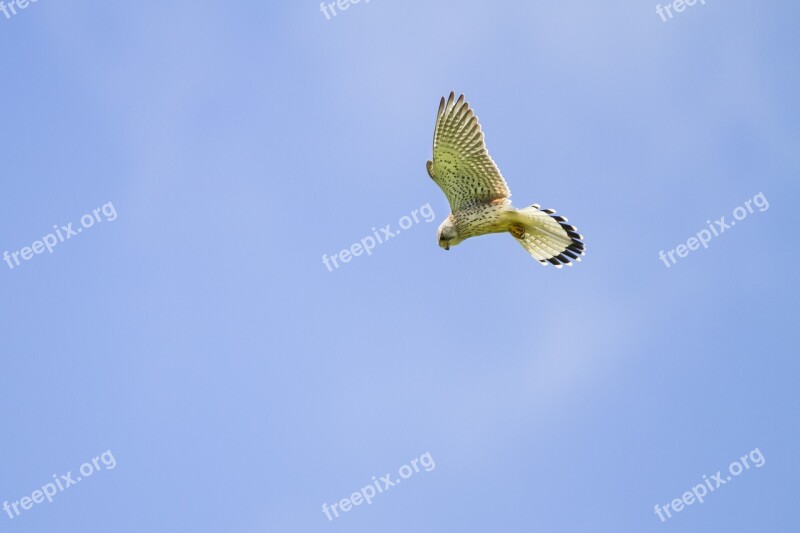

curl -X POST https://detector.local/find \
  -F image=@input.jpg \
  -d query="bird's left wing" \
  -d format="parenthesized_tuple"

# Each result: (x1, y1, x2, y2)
(426, 92, 511, 212)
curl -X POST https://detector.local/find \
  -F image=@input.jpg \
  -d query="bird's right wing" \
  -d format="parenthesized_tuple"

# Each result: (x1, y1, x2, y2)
(426, 92, 511, 212)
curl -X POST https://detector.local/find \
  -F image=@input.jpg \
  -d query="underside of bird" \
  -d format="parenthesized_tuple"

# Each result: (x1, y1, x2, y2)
(445, 201, 585, 268)
(426, 91, 586, 268)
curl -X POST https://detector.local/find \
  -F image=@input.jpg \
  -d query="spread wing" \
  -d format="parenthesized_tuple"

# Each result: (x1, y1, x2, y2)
(426, 92, 511, 212)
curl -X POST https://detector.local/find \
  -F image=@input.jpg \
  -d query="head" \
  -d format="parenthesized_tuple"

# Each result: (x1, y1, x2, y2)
(436, 217, 460, 250)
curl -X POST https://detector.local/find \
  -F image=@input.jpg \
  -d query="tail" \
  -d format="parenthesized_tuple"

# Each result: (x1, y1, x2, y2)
(510, 204, 585, 268)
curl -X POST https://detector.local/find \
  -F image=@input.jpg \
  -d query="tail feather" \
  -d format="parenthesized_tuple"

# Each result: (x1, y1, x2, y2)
(511, 205, 585, 268)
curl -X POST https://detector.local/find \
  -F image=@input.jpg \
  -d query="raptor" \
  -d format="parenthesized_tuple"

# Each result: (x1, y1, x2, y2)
(426, 92, 585, 267)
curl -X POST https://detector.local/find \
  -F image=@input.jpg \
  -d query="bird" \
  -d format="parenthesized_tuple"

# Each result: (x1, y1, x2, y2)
(426, 92, 585, 267)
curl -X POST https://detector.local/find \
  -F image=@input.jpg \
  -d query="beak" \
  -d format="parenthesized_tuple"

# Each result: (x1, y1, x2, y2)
(445, 244, 450, 250)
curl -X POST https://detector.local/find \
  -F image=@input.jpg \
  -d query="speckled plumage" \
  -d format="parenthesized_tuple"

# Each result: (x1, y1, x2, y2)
(452, 199, 515, 238)
(426, 92, 585, 267)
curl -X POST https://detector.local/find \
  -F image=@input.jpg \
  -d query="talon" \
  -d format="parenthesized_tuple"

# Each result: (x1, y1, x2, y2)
(510, 224, 526, 239)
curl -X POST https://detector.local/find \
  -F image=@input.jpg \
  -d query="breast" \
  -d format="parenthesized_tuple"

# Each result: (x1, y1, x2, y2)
(454, 202, 512, 238)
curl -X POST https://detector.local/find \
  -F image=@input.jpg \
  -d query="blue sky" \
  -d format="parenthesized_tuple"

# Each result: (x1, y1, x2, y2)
(1, 1, 798, 531)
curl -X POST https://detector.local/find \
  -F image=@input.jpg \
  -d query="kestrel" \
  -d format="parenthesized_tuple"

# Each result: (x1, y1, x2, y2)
(426, 92, 585, 267)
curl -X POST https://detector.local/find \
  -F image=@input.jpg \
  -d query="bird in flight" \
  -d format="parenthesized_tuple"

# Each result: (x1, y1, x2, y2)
(426, 92, 585, 267)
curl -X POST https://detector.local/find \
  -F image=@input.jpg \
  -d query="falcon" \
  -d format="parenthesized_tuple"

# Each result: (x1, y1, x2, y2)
(426, 92, 585, 267)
